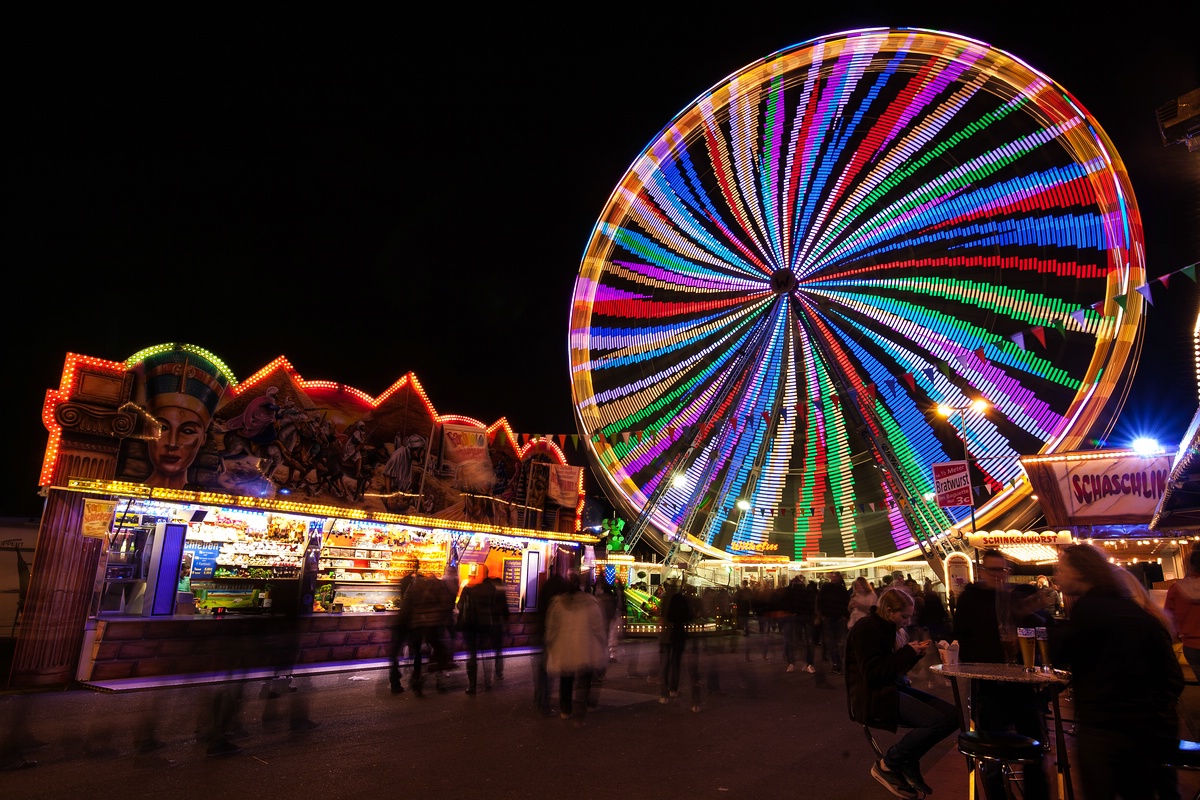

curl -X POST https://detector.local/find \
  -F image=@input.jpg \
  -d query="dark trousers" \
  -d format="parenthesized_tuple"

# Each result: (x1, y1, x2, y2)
(387, 625, 408, 690)
(822, 617, 848, 669)
(886, 686, 958, 767)
(661, 636, 685, 696)
(463, 627, 496, 690)
(781, 616, 797, 664)
(559, 670, 594, 719)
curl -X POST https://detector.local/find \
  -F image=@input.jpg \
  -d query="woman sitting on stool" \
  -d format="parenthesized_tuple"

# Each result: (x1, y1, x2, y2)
(847, 587, 958, 798)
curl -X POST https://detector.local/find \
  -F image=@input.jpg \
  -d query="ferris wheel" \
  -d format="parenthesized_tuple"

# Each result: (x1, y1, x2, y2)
(570, 28, 1146, 564)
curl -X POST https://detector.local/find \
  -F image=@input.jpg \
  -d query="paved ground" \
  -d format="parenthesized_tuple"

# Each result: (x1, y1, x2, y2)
(2, 632, 1199, 799)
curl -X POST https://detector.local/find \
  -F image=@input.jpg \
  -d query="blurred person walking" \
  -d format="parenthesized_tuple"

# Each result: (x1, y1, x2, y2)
(846, 587, 957, 798)
(387, 559, 418, 694)
(545, 570, 607, 726)
(403, 569, 455, 696)
(1165, 549, 1200, 685)
(1053, 543, 1184, 800)
(658, 580, 692, 703)
(533, 570, 571, 716)
(848, 576, 878, 632)
(457, 564, 498, 694)
(818, 572, 851, 674)
(489, 572, 511, 680)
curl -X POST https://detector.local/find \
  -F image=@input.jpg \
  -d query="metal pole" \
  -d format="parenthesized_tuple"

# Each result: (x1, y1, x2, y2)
(960, 409, 977, 533)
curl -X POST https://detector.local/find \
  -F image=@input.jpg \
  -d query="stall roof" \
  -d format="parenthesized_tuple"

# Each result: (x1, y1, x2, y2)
(1152, 405, 1200, 530)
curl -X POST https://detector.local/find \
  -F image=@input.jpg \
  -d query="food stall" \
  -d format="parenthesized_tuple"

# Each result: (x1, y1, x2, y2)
(12, 343, 596, 688)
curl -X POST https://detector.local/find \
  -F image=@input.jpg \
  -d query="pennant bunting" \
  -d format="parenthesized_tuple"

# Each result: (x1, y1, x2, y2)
(1135, 284, 1154, 305)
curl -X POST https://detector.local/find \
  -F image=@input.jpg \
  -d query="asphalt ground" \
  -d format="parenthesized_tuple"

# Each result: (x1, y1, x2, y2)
(2, 630, 1199, 799)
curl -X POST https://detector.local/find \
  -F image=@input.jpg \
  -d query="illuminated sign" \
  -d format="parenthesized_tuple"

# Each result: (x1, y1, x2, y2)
(965, 530, 1073, 548)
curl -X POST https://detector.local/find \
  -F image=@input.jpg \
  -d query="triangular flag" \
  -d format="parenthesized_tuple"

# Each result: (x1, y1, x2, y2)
(1010, 331, 1026, 350)
(761, 411, 770, 422)
(780, 408, 788, 421)
(1030, 326, 1047, 348)
(922, 367, 939, 382)
(1091, 300, 1105, 314)
(1069, 309, 1087, 327)
(865, 383, 876, 402)
(901, 373, 916, 393)
(1182, 264, 1197, 282)
(1134, 284, 1154, 305)
(831, 394, 841, 408)
(1158, 274, 1170, 290)
(938, 360, 953, 377)
(974, 346, 988, 364)
(635, 430, 644, 443)
(1113, 294, 1128, 311)
(557, 434, 567, 448)
(570, 434, 579, 448)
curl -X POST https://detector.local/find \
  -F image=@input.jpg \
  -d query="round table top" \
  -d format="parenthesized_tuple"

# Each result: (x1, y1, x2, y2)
(930, 662, 1070, 684)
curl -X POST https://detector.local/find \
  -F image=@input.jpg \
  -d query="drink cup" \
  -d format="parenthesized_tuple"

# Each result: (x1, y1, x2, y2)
(1000, 627, 1019, 664)
(1017, 627, 1036, 668)
(1036, 626, 1050, 668)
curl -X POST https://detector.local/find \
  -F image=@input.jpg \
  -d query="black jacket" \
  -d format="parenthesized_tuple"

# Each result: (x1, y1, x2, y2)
(1052, 588, 1183, 738)
(819, 579, 850, 620)
(845, 611, 922, 732)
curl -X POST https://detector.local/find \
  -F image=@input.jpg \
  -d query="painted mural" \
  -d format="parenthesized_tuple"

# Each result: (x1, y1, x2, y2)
(108, 344, 580, 527)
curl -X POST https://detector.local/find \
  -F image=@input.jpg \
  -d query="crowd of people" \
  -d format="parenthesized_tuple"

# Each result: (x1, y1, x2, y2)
(4, 548, 1197, 800)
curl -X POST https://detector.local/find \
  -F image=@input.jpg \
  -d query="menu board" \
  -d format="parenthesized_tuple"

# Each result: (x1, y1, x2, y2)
(184, 541, 220, 580)
(502, 559, 521, 611)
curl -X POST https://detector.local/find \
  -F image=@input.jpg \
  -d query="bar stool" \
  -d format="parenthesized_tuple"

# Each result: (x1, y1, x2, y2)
(957, 730, 1043, 800)
(1163, 738, 1200, 800)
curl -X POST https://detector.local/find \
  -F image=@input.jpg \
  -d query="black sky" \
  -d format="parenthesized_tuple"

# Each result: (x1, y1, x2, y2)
(8, 8, 1199, 519)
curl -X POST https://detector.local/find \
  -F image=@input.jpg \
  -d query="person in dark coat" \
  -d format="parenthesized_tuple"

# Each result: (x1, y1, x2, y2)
(387, 559, 418, 694)
(457, 564, 499, 694)
(846, 587, 957, 798)
(659, 580, 692, 702)
(818, 572, 851, 674)
(1053, 543, 1185, 799)
(952, 549, 1053, 800)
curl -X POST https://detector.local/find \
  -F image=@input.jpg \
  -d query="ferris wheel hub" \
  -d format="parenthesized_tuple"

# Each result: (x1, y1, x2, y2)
(770, 268, 797, 295)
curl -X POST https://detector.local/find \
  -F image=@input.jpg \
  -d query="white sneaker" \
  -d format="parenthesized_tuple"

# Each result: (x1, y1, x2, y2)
(786, 664, 796, 673)
(805, 664, 816, 673)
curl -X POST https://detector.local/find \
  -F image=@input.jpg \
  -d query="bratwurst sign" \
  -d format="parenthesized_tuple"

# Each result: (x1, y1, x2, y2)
(932, 461, 972, 507)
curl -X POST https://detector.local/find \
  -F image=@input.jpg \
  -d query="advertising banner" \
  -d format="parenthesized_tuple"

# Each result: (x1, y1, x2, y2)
(442, 424, 491, 465)
(81, 499, 118, 539)
(546, 465, 582, 507)
(932, 461, 972, 507)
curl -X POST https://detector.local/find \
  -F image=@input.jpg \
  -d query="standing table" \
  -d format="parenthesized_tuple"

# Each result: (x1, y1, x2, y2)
(930, 662, 1073, 800)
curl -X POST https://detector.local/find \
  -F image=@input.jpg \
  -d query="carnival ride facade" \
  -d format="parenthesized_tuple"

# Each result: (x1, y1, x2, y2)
(570, 28, 1147, 577)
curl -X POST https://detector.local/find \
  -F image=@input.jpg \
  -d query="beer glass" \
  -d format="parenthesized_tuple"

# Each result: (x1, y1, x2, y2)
(1017, 627, 1037, 669)
(1035, 626, 1051, 669)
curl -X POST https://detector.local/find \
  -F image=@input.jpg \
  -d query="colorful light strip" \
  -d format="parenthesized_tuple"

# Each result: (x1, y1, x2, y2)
(570, 28, 1144, 562)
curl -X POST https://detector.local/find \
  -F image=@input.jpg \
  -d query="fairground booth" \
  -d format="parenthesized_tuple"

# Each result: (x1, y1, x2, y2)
(10, 343, 596, 688)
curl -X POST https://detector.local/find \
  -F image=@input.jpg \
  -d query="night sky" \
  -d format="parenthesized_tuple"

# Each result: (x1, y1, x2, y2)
(8, 9, 1198, 520)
